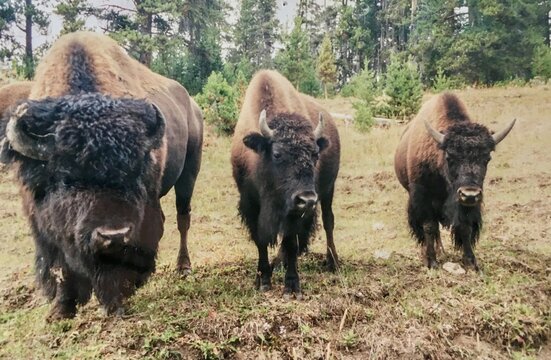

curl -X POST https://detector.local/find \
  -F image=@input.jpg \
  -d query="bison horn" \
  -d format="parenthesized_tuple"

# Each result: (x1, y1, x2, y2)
(259, 109, 273, 138)
(5, 103, 54, 161)
(424, 119, 445, 144)
(492, 119, 516, 145)
(314, 113, 325, 139)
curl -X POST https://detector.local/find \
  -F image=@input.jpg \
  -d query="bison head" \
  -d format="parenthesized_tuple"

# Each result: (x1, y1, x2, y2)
(425, 119, 515, 207)
(243, 110, 329, 215)
(0, 93, 165, 261)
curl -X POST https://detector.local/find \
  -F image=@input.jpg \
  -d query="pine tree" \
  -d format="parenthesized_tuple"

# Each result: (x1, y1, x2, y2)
(54, 0, 93, 35)
(275, 16, 320, 95)
(233, 0, 278, 71)
(317, 33, 337, 99)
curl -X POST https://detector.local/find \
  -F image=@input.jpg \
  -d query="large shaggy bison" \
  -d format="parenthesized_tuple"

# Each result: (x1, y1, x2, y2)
(0, 32, 203, 319)
(231, 70, 340, 297)
(394, 93, 515, 270)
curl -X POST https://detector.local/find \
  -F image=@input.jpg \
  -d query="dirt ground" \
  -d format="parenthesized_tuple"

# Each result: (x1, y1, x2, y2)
(0, 85, 550, 359)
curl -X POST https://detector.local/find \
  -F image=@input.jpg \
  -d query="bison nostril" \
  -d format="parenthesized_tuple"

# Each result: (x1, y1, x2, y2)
(457, 187, 482, 205)
(293, 191, 318, 209)
(95, 226, 132, 246)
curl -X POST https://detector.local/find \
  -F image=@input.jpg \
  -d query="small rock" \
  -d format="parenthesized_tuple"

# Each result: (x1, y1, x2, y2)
(443, 262, 466, 275)
(373, 250, 393, 260)
(372, 222, 385, 231)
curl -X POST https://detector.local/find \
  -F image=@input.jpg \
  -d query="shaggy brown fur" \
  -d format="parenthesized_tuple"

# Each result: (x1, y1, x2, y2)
(0, 32, 203, 319)
(231, 70, 340, 296)
(394, 93, 513, 271)
(0, 81, 32, 115)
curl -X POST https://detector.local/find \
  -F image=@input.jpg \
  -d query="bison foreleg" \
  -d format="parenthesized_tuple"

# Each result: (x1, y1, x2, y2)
(255, 243, 272, 291)
(422, 222, 440, 269)
(282, 234, 301, 299)
(321, 188, 338, 272)
(452, 224, 479, 271)
(176, 212, 192, 275)
(47, 266, 92, 321)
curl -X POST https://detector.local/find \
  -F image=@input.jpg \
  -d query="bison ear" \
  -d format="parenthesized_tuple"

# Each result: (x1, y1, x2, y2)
(243, 132, 270, 153)
(317, 137, 330, 152)
(146, 103, 166, 149)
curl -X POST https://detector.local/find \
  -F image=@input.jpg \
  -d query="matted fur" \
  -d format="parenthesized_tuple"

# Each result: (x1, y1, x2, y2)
(0, 32, 203, 318)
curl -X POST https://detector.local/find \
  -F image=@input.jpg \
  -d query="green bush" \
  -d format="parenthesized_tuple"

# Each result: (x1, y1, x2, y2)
(195, 72, 238, 136)
(431, 68, 463, 93)
(384, 55, 423, 120)
(340, 66, 380, 99)
(352, 101, 374, 133)
(532, 45, 551, 82)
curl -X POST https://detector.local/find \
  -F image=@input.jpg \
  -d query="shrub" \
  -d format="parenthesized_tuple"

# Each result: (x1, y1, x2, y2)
(352, 101, 374, 133)
(195, 72, 238, 136)
(431, 68, 463, 93)
(350, 66, 378, 132)
(384, 55, 423, 120)
(532, 45, 551, 82)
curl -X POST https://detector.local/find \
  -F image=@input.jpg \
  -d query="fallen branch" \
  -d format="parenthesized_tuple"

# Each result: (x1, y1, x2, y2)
(330, 113, 399, 127)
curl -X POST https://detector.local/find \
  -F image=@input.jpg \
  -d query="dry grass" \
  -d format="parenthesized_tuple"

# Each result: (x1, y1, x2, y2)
(0, 86, 550, 359)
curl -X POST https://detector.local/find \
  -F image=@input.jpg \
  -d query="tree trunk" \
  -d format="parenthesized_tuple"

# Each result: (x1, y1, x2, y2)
(324, 83, 328, 99)
(24, 0, 34, 79)
(136, 0, 153, 67)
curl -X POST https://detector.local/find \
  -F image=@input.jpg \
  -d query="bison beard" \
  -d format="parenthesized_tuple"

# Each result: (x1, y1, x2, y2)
(1, 93, 165, 318)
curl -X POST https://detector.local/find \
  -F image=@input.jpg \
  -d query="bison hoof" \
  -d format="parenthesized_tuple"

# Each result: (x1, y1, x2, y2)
(283, 288, 303, 300)
(325, 258, 339, 273)
(176, 266, 192, 277)
(47, 303, 76, 322)
(427, 259, 439, 269)
(255, 274, 272, 292)
(462, 257, 480, 272)
(102, 305, 125, 317)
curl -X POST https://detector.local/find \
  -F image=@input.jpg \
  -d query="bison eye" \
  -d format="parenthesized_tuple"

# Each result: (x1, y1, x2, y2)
(273, 151, 282, 160)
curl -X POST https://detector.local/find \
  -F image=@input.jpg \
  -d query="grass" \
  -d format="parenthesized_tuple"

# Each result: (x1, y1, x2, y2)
(0, 85, 550, 358)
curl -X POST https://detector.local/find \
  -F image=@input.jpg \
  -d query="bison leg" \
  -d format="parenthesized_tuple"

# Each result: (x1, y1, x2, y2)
(35, 238, 91, 320)
(422, 222, 440, 269)
(282, 234, 303, 299)
(255, 243, 272, 291)
(48, 266, 92, 321)
(453, 225, 479, 271)
(321, 185, 339, 272)
(407, 187, 439, 269)
(34, 237, 60, 302)
(176, 211, 192, 275)
(173, 137, 202, 274)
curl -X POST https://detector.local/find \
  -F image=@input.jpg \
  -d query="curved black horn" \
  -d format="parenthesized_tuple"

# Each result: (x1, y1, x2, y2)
(492, 119, 516, 145)
(259, 109, 273, 138)
(424, 119, 444, 144)
(5, 104, 54, 161)
(314, 113, 325, 139)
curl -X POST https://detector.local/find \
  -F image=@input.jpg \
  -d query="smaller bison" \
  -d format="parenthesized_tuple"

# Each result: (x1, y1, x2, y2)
(394, 93, 515, 270)
(231, 70, 340, 297)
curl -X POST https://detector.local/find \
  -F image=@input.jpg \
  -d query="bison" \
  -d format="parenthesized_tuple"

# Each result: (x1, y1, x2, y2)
(394, 93, 515, 270)
(0, 32, 203, 319)
(231, 70, 340, 297)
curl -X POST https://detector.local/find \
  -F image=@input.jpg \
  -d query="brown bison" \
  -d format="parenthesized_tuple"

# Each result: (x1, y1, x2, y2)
(394, 93, 515, 270)
(231, 70, 340, 297)
(0, 32, 203, 319)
